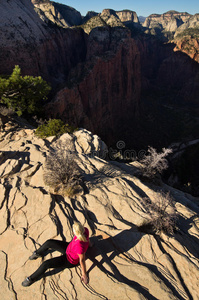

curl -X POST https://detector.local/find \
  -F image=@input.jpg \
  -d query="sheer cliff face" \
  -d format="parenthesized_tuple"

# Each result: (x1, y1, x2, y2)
(49, 34, 141, 143)
(0, 0, 86, 85)
(48, 30, 199, 146)
(46, 11, 142, 143)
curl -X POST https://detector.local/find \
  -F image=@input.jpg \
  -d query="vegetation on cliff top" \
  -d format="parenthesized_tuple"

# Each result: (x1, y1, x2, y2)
(175, 27, 199, 39)
(35, 119, 78, 138)
(139, 191, 178, 235)
(43, 139, 82, 197)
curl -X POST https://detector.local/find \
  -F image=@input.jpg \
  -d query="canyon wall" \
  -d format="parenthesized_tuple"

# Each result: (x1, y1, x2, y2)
(48, 34, 141, 144)
(48, 28, 199, 147)
(1, 1, 199, 149)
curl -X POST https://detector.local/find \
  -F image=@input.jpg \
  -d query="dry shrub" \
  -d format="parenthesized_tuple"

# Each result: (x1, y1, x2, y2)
(0, 105, 15, 116)
(43, 140, 82, 196)
(139, 191, 178, 235)
(62, 185, 83, 198)
(139, 146, 172, 179)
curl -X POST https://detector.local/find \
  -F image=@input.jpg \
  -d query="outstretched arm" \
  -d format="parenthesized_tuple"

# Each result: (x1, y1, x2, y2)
(78, 253, 88, 284)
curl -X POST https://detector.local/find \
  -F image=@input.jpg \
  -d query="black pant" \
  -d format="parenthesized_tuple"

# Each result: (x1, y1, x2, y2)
(29, 239, 75, 281)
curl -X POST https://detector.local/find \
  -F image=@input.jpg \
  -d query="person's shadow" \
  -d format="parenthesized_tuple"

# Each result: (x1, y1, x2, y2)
(33, 226, 192, 300)
(85, 228, 188, 300)
(174, 215, 199, 259)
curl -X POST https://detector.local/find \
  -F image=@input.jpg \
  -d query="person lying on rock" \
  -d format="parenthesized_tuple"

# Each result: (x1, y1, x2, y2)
(22, 222, 91, 287)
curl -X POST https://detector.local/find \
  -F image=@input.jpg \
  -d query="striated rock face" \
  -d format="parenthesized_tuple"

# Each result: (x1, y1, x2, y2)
(0, 0, 86, 86)
(0, 119, 199, 299)
(31, 0, 82, 27)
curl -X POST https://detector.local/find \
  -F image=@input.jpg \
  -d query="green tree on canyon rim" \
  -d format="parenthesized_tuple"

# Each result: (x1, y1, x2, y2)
(0, 65, 51, 116)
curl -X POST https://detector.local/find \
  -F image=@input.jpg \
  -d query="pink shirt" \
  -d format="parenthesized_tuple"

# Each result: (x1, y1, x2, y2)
(66, 227, 89, 265)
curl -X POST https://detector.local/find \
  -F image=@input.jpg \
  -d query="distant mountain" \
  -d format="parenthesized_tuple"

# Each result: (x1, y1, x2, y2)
(143, 10, 191, 33)
(174, 13, 199, 36)
(141, 10, 199, 62)
(173, 14, 199, 63)
(82, 11, 99, 23)
(138, 16, 146, 23)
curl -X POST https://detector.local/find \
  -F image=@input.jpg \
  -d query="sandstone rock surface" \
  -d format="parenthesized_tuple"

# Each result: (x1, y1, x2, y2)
(0, 118, 199, 299)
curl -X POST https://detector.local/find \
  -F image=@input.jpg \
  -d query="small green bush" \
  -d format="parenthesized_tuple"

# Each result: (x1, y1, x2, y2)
(35, 119, 77, 138)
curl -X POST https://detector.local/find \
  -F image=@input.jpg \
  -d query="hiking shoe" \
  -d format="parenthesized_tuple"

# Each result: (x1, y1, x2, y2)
(22, 277, 33, 287)
(29, 251, 40, 260)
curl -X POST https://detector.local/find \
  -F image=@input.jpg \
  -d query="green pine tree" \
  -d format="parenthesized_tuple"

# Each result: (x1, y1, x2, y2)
(0, 65, 51, 116)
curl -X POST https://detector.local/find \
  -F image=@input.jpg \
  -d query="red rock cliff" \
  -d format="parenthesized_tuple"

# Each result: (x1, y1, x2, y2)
(47, 30, 199, 148)
(48, 35, 141, 143)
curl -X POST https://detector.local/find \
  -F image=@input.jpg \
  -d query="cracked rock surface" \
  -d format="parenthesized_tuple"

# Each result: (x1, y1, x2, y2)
(0, 119, 199, 300)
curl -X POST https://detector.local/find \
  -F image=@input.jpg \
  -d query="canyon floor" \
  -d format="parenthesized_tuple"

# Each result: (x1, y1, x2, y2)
(0, 117, 199, 300)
